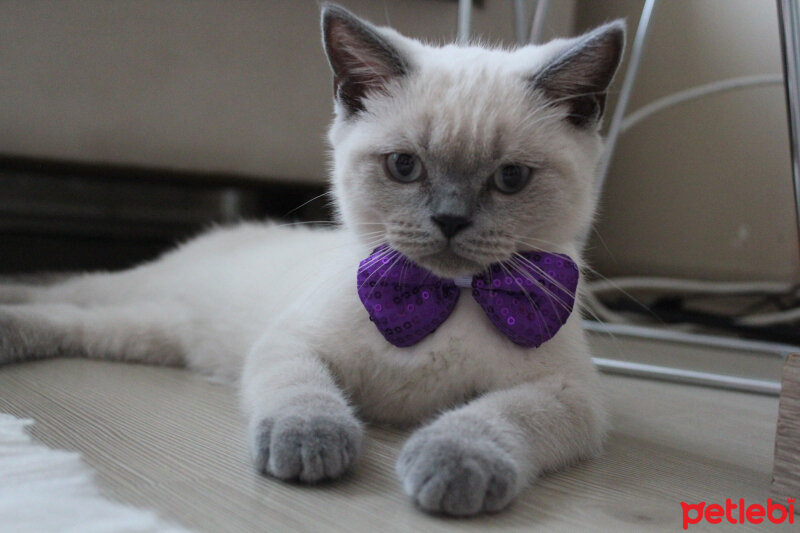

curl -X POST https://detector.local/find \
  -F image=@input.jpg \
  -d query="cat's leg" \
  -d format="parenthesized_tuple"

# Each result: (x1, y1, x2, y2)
(0, 302, 186, 365)
(0, 284, 35, 304)
(396, 374, 606, 516)
(241, 333, 363, 483)
(0, 276, 68, 304)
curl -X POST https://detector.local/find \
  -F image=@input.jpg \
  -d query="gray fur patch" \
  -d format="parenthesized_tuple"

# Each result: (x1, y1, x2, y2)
(252, 404, 363, 483)
(322, 5, 409, 116)
(531, 21, 625, 127)
(397, 428, 520, 515)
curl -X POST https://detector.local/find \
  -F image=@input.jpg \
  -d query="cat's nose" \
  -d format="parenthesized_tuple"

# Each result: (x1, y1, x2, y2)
(431, 214, 472, 238)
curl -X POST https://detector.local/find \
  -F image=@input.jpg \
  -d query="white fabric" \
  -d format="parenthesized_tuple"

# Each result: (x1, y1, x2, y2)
(0, 414, 191, 533)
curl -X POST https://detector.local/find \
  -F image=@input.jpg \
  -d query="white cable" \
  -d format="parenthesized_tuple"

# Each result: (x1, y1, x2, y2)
(582, 289, 703, 330)
(585, 276, 800, 328)
(585, 276, 795, 295)
(621, 74, 784, 133)
(736, 307, 800, 326)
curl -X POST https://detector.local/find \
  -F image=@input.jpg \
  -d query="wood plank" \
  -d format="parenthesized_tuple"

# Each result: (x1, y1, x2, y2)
(773, 353, 800, 510)
(0, 358, 793, 532)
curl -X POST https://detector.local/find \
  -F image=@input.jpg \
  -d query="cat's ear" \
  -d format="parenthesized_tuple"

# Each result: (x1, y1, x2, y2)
(321, 4, 409, 116)
(531, 21, 625, 128)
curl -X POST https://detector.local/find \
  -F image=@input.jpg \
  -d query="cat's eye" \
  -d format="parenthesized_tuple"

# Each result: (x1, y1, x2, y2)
(384, 153, 425, 183)
(492, 164, 532, 194)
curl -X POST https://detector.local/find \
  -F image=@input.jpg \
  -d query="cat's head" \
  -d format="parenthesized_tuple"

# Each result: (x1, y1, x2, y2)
(321, 5, 624, 277)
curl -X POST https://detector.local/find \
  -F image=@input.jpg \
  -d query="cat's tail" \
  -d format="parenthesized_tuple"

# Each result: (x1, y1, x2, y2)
(0, 276, 187, 367)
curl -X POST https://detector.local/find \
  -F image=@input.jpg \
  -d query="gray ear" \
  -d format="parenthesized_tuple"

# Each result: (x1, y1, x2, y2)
(321, 4, 409, 116)
(532, 21, 625, 128)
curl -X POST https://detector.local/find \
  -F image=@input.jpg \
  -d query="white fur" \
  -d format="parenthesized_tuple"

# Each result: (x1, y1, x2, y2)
(0, 414, 189, 533)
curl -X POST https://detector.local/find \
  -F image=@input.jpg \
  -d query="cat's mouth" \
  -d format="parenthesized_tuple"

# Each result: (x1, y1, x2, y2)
(406, 247, 496, 279)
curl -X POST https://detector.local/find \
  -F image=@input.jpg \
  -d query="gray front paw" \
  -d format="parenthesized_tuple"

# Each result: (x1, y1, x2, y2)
(251, 408, 362, 483)
(397, 430, 520, 516)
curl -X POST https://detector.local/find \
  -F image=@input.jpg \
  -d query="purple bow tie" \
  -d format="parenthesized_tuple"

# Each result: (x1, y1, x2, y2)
(357, 245, 579, 348)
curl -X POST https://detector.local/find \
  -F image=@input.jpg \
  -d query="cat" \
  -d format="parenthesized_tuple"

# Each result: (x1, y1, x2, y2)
(0, 5, 624, 516)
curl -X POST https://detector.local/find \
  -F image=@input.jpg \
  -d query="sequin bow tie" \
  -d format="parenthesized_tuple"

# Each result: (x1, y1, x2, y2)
(357, 245, 579, 348)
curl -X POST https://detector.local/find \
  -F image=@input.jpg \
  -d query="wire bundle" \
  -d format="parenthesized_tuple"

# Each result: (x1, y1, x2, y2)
(583, 276, 800, 345)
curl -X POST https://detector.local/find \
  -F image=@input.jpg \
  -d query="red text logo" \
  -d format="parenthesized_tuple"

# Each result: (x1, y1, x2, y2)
(681, 498, 795, 529)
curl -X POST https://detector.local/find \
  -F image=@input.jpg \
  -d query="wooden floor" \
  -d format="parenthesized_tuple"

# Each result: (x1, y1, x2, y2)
(0, 359, 791, 532)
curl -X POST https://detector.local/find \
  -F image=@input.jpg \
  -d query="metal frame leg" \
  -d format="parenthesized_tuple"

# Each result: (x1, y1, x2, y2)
(596, 0, 659, 193)
(457, 0, 471, 44)
(778, 0, 800, 261)
(513, 0, 528, 45)
(529, 0, 550, 44)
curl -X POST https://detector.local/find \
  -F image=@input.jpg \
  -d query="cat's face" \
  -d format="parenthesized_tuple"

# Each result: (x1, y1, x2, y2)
(323, 6, 624, 278)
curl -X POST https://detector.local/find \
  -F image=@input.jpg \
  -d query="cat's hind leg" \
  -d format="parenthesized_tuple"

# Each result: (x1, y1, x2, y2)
(0, 273, 79, 305)
(0, 302, 187, 366)
(0, 284, 34, 304)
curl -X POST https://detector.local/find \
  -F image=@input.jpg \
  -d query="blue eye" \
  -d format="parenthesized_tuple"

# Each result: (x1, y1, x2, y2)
(492, 164, 532, 194)
(384, 153, 425, 183)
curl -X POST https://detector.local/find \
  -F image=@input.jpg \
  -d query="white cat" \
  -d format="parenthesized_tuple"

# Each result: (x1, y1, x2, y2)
(0, 5, 624, 516)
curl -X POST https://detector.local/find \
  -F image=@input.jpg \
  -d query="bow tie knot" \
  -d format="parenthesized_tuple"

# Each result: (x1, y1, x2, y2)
(357, 246, 578, 348)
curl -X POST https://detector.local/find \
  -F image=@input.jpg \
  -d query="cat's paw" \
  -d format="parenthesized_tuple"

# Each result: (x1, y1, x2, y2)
(250, 407, 363, 483)
(397, 429, 521, 516)
(0, 310, 29, 365)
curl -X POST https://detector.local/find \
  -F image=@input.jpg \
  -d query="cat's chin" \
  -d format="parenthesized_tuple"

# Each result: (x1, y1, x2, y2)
(410, 250, 488, 279)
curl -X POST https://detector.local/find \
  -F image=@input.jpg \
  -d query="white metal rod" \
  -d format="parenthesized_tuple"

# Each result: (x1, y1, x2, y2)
(593, 357, 781, 395)
(597, 0, 658, 192)
(529, 0, 550, 44)
(457, 0, 471, 44)
(583, 319, 799, 356)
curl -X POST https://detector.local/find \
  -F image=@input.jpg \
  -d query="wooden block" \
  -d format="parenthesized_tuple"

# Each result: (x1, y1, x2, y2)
(773, 353, 800, 511)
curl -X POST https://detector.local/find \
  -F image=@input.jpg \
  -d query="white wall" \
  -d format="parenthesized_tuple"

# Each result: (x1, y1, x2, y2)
(577, 0, 800, 283)
(0, 0, 573, 185)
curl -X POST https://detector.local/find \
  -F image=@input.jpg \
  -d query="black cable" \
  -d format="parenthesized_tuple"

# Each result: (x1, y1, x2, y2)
(604, 296, 800, 345)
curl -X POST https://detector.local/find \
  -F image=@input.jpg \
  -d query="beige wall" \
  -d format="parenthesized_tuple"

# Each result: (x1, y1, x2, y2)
(0, 0, 573, 185)
(576, 0, 800, 282)
(14, 1, 788, 284)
